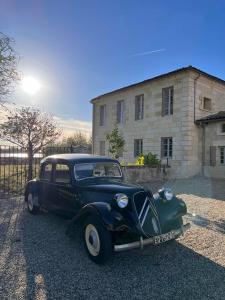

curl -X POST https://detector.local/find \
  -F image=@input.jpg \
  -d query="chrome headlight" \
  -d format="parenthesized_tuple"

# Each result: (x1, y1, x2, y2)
(158, 188, 174, 201)
(164, 188, 174, 201)
(114, 193, 129, 208)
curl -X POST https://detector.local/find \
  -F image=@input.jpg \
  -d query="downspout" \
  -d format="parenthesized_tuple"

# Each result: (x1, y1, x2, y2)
(201, 122, 206, 176)
(193, 73, 201, 175)
(92, 102, 95, 154)
(193, 73, 201, 123)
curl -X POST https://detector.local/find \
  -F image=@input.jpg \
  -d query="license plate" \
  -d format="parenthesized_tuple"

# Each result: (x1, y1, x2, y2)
(153, 231, 175, 245)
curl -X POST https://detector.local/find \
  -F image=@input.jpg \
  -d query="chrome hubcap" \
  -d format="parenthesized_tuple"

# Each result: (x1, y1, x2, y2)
(27, 193, 34, 211)
(85, 224, 100, 256)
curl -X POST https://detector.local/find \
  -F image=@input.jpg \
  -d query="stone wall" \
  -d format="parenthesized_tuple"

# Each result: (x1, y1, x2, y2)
(92, 71, 191, 178)
(122, 165, 169, 183)
(92, 69, 225, 178)
(203, 121, 225, 178)
(187, 71, 225, 177)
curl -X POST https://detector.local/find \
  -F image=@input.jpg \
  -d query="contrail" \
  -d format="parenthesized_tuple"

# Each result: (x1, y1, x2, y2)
(129, 48, 166, 57)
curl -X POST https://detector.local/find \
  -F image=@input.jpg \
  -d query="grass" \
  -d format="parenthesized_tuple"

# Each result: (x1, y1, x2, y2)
(0, 163, 40, 195)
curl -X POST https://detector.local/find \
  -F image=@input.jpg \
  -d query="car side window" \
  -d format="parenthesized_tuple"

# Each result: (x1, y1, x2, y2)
(40, 163, 52, 181)
(55, 164, 71, 184)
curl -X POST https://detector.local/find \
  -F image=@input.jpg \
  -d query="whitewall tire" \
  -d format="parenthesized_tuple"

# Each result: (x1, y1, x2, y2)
(27, 192, 39, 214)
(83, 216, 113, 264)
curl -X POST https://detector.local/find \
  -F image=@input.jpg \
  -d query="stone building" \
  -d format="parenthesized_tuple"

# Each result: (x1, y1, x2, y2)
(91, 66, 225, 178)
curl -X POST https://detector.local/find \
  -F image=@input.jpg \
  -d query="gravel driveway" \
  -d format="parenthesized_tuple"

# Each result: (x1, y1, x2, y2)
(0, 177, 225, 300)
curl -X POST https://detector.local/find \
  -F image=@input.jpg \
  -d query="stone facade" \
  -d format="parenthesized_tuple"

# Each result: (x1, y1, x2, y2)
(122, 165, 168, 183)
(91, 67, 225, 178)
(202, 121, 225, 178)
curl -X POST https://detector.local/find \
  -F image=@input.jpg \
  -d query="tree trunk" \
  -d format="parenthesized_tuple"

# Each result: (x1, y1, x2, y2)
(27, 144, 33, 181)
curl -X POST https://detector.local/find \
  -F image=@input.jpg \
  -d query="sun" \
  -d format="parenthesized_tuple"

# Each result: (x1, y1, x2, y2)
(21, 76, 41, 95)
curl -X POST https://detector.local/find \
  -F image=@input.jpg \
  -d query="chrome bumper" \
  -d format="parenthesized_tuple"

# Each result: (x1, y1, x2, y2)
(114, 223, 191, 252)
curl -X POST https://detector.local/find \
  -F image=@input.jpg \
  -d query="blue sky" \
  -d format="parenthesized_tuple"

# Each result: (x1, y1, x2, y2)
(1, 0, 225, 132)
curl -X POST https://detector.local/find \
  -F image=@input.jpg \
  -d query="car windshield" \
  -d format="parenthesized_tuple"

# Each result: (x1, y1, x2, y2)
(74, 162, 122, 180)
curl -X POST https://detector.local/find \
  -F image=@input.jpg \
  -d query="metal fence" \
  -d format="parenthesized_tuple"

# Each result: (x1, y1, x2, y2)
(0, 145, 86, 196)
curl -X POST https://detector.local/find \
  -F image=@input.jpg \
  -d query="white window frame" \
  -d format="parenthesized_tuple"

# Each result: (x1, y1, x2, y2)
(161, 137, 173, 159)
(134, 139, 143, 157)
(99, 105, 106, 126)
(135, 95, 144, 120)
(117, 100, 125, 124)
(162, 86, 173, 116)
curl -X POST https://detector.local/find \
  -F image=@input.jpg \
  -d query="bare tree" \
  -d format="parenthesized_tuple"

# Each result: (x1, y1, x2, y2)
(60, 131, 92, 152)
(0, 33, 20, 102)
(63, 131, 89, 146)
(0, 106, 61, 180)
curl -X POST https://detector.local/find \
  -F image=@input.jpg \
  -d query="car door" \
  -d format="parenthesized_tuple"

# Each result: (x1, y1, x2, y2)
(39, 162, 56, 210)
(53, 162, 79, 216)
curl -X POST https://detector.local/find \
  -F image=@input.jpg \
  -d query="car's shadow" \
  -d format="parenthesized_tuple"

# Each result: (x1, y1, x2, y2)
(18, 210, 225, 300)
(185, 212, 225, 234)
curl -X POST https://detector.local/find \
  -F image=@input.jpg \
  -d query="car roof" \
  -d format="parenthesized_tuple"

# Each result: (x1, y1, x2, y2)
(41, 153, 119, 164)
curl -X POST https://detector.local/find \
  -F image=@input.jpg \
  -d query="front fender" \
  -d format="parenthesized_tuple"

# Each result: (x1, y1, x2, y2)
(71, 202, 126, 231)
(154, 195, 187, 233)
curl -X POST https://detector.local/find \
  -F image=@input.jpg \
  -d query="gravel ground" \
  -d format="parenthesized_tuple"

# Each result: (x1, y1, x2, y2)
(0, 177, 225, 300)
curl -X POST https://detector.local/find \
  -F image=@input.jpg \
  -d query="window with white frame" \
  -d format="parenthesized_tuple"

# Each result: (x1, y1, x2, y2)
(220, 147, 225, 164)
(134, 139, 143, 157)
(117, 100, 125, 124)
(135, 94, 144, 120)
(162, 86, 173, 116)
(99, 105, 106, 126)
(99, 141, 105, 156)
(161, 137, 173, 158)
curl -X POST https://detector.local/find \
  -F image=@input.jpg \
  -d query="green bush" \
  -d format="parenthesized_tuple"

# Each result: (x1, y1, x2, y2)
(144, 152, 160, 166)
(135, 152, 160, 166)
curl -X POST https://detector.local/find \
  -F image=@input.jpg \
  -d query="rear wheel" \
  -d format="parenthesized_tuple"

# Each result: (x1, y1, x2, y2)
(27, 192, 40, 214)
(83, 215, 113, 264)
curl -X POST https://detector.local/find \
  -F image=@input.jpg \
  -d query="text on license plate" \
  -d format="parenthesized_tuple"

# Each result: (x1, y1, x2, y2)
(154, 231, 175, 245)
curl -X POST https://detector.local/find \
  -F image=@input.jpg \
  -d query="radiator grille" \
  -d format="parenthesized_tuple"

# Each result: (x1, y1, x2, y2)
(133, 191, 161, 236)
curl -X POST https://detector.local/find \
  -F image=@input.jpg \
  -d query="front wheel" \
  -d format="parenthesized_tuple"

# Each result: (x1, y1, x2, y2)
(26, 192, 40, 214)
(83, 216, 113, 264)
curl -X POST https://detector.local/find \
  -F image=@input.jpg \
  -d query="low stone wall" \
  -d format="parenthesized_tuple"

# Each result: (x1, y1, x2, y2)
(122, 165, 169, 183)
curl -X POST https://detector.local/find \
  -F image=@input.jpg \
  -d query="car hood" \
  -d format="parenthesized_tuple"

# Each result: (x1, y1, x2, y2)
(77, 178, 144, 196)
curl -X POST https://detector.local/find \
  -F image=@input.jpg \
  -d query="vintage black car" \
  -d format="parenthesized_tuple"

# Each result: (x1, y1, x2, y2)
(25, 154, 190, 264)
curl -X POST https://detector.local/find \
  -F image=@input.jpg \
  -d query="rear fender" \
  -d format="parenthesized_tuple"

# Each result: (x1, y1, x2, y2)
(25, 179, 40, 203)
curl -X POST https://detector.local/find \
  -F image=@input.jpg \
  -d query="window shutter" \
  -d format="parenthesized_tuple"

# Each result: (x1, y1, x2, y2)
(162, 89, 165, 116)
(210, 146, 217, 166)
(141, 95, 144, 119)
(117, 101, 121, 123)
(99, 105, 105, 126)
(160, 138, 164, 158)
(121, 100, 124, 123)
(140, 139, 143, 154)
(104, 105, 106, 125)
(135, 98, 138, 120)
(169, 137, 173, 158)
(99, 106, 102, 126)
(134, 140, 137, 157)
(170, 87, 174, 115)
